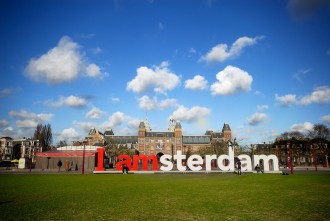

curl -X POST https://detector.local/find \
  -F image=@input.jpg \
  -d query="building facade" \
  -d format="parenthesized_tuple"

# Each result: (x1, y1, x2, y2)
(103, 117, 232, 156)
(0, 137, 40, 161)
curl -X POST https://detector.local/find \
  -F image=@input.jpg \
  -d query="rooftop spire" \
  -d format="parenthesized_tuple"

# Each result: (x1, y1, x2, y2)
(167, 115, 175, 132)
(145, 113, 151, 132)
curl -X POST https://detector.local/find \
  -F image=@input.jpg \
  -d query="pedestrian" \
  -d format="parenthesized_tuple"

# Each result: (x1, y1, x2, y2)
(255, 164, 261, 173)
(122, 163, 128, 174)
(260, 162, 264, 173)
(69, 161, 73, 171)
(237, 159, 242, 175)
(57, 160, 62, 172)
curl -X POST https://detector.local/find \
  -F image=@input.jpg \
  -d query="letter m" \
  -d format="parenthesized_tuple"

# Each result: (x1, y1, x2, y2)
(132, 155, 158, 171)
(253, 155, 279, 171)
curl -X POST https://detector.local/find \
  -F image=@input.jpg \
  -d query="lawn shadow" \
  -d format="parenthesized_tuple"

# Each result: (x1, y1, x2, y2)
(0, 201, 13, 205)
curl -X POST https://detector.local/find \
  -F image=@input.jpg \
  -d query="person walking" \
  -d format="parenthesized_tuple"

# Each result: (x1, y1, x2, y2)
(237, 159, 242, 175)
(57, 160, 62, 172)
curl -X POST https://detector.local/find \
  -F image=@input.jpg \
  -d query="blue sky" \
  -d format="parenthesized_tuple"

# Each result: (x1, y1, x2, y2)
(1, 0, 330, 146)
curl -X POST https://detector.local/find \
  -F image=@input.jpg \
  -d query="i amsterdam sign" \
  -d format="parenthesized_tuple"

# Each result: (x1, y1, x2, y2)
(94, 146, 280, 172)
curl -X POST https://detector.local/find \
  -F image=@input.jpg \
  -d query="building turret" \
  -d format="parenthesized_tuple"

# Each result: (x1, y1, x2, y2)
(145, 114, 151, 132)
(174, 121, 182, 152)
(168, 117, 175, 132)
(222, 123, 232, 141)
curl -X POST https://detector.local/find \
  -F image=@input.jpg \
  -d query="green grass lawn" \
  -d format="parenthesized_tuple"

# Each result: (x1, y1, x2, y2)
(0, 173, 329, 221)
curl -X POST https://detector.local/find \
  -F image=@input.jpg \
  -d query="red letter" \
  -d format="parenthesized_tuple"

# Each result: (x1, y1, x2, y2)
(132, 155, 158, 171)
(115, 155, 132, 171)
(96, 147, 105, 171)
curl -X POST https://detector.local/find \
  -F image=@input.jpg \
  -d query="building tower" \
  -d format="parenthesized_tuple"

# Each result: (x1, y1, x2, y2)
(167, 117, 175, 132)
(145, 114, 151, 132)
(138, 122, 146, 155)
(222, 123, 232, 141)
(174, 121, 183, 152)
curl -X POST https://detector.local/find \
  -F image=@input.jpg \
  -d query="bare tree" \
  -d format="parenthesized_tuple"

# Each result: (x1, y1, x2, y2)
(309, 124, 330, 140)
(277, 131, 304, 140)
(57, 140, 68, 147)
(33, 123, 53, 151)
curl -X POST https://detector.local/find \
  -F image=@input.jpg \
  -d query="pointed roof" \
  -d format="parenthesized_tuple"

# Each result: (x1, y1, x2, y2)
(167, 118, 175, 132)
(88, 128, 97, 136)
(222, 123, 231, 132)
(139, 122, 145, 129)
(145, 114, 151, 132)
(104, 129, 114, 136)
(175, 121, 182, 129)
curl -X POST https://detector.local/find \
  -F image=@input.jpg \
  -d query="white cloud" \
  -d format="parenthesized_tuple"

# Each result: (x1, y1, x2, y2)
(100, 112, 141, 134)
(200, 36, 264, 63)
(9, 110, 53, 128)
(275, 94, 297, 107)
(185, 75, 208, 90)
(257, 105, 269, 111)
(85, 64, 101, 78)
(247, 112, 268, 126)
(105, 112, 131, 128)
(139, 96, 157, 111)
(46, 95, 87, 108)
(210, 65, 253, 96)
(86, 107, 106, 119)
(290, 122, 314, 134)
(9, 110, 53, 122)
(111, 97, 120, 103)
(138, 96, 179, 111)
(321, 114, 330, 124)
(91, 47, 102, 54)
(172, 105, 211, 123)
(0, 120, 9, 127)
(126, 61, 180, 94)
(0, 127, 14, 137)
(189, 48, 196, 54)
(57, 128, 81, 142)
(74, 112, 141, 136)
(298, 86, 330, 105)
(24, 36, 102, 84)
(16, 119, 38, 128)
(73, 121, 95, 133)
(292, 68, 311, 82)
(254, 90, 265, 98)
(0, 88, 17, 97)
(275, 87, 330, 107)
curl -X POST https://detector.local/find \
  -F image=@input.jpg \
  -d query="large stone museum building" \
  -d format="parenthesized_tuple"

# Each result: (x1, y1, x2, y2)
(102, 117, 232, 156)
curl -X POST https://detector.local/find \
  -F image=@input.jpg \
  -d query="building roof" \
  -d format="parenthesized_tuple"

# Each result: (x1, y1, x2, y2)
(183, 136, 211, 144)
(222, 123, 231, 131)
(36, 150, 97, 157)
(175, 121, 182, 129)
(139, 122, 145, 129)
(105, 136, 138, 144)
(146, 132, 175, 137)
(104, 129, 114, 136)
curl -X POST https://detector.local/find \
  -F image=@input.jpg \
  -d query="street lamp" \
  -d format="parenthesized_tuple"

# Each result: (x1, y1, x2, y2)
(82, 141, 87, 175)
